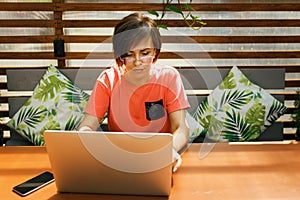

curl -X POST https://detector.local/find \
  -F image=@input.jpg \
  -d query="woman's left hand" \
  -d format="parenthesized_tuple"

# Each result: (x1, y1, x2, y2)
(172, 148, 182, 172)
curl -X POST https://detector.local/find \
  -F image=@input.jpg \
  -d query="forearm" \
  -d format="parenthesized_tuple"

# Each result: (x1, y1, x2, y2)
(169, 109, 190, 152)
(171, 118, 189, 173)
(172, 125, 189, 152)
(77, 113, 101, 131)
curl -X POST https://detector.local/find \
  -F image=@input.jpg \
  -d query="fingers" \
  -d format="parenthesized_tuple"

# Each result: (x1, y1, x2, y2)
(172, 148, 180, 162)
(78, 125, 92, 131)
(173, 156, 182, 173)
(172, 148, 182, 172)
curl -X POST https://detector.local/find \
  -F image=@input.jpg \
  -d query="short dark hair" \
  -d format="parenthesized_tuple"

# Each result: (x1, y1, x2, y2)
(113, 13, 162, 66)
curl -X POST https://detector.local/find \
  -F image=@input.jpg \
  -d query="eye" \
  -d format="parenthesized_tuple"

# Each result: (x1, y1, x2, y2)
(142, 51, 151, 56)
(122, 53, 133, 59)
(125, 53, 133, 57)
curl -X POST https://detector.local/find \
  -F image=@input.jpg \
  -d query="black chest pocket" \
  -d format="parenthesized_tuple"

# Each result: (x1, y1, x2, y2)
(145, 99, 165, 121)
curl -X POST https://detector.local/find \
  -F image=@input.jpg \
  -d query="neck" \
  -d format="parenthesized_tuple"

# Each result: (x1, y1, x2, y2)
(124, 74, 150, 86)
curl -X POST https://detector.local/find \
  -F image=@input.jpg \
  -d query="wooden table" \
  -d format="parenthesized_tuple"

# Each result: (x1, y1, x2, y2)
(1, 142, 300, 200)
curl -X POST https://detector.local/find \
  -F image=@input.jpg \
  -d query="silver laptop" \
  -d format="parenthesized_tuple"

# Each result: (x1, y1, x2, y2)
(44, 130, 173, 196)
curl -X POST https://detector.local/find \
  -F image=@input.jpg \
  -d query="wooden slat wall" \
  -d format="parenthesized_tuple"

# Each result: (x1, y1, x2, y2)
(0, 1, 299, 139)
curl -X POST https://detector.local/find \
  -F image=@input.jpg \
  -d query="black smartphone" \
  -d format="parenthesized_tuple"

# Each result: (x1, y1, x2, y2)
(12, 171, 54, 197)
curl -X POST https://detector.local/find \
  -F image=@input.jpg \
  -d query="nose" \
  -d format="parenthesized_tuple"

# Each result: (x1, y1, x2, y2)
(133, 55, 142, 65)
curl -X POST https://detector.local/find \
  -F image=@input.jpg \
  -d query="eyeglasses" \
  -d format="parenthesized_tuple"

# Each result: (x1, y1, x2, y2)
(120, 55, 154, 64)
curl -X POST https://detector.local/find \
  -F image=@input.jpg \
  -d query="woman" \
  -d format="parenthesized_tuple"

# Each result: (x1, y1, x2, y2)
(78, 13, 190, 171)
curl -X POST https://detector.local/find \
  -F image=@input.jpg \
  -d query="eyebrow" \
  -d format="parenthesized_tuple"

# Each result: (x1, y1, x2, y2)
(128, 48, 153, 53)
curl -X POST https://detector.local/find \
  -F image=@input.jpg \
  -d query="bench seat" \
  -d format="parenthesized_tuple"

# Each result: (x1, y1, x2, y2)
(2, 67, 286, 145)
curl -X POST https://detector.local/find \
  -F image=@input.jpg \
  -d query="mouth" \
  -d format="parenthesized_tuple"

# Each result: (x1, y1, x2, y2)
(133, 68, 145, 73)
(132, 66, 147, 73)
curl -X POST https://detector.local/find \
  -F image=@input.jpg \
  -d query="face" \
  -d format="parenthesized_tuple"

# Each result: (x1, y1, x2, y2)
(121, 37, 155, 85)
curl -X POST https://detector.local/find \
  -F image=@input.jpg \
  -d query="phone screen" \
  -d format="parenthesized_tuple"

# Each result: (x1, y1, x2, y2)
(12, 171, 54, 196)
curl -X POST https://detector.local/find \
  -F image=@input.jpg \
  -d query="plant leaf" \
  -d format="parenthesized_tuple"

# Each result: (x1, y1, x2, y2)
(41, 121, 61, 133)
(34, 75, 65, 102)
(220, 90, 253, 110)
(166, 5, 183, 15)
(15, 106, 48, 129)
(193, 98, 209, 119)
(190, 14, 198, 20)
(148, 10, 159, 18)
(157, 24, 168, 30)
(239, 74, 253, 86)
(223, 110, 260, 141)
(266, 100, 287, 126)
(219, 71, 236, 90)
(184, 4, 193, 11)
(245, 102, 266, 127)
(21, 127, 45, 146)
(65, 115, 83, 130)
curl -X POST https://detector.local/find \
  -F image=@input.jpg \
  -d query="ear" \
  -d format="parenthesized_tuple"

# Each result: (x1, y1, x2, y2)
(116, 58, 124, 67)
(152, 56, 156, 63)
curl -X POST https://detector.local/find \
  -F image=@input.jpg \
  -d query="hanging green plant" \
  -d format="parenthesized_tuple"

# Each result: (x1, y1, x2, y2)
(148, 0, 206, 30)
(291, 90, 300, 140)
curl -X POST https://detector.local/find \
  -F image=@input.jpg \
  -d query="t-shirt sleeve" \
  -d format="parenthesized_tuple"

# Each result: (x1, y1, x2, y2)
(84, 73, 110, 119)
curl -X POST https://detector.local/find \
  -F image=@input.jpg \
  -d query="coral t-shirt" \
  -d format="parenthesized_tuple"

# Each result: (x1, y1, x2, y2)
(85, 64, 190, 133)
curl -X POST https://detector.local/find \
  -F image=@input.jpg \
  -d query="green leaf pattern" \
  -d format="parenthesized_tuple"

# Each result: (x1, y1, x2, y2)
(192, 66, 287, 142)
(219, 89, 253, 110)
(7, 65, 90, 145)
(218, 71, 236, 89)
(222, 110, 260, 141)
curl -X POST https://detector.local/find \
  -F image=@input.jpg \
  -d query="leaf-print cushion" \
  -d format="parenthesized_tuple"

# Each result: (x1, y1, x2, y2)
(186, 111, 204, 142)
(6, 65, 90, 146)
(192, 66, 287, 142)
